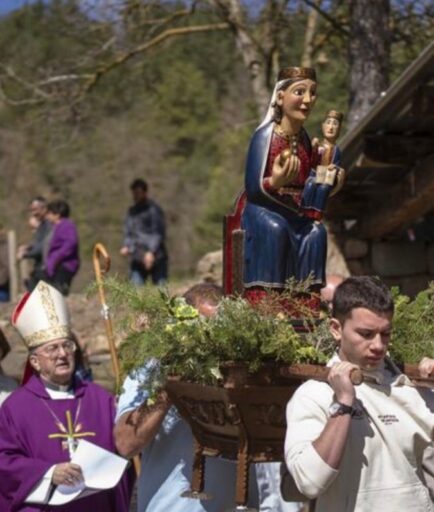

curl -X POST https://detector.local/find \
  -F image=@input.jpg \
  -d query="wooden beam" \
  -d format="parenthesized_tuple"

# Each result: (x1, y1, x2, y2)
(358, 154, 434, 238)
(364, 134, 433, 164)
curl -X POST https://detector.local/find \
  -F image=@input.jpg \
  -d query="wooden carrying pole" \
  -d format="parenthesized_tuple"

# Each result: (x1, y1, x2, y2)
(280, 363, 434, 388)
(92, 243, 120, 389)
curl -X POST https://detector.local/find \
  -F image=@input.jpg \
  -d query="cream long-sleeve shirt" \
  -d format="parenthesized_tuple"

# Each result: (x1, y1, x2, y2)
(284, 359, 434, 512)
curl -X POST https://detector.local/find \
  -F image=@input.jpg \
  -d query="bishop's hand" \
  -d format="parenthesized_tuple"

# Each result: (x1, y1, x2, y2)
(52, 462, 84, 487)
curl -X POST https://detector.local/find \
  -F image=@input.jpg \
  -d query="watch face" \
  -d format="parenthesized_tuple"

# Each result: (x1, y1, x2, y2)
(329, 402, 341, 416)
(329, 401, 353, 417)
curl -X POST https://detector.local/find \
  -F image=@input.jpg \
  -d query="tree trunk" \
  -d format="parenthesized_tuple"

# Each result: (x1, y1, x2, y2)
(301, 1, 320, 68)
(347, 0, 390, 129)
(210, 0, 271, 116)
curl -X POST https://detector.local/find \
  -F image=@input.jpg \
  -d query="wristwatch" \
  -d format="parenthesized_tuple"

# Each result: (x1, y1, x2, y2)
(329, 401, 356, 418)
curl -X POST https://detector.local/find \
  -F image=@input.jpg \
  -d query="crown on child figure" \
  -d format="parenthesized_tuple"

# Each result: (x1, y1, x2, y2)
(325, 110, 344, 122)
(12, 281, 71, 349)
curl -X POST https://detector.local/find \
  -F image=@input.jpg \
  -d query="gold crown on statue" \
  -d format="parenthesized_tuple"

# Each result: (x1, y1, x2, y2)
(278, 67, 317, 82)
(325, 109, 344, 122)
(12, 281, 71, 349)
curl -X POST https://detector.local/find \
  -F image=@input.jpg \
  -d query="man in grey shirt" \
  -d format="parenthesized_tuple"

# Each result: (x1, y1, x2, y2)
(17, 196, 52, 291)
(120, 179, 168, 285)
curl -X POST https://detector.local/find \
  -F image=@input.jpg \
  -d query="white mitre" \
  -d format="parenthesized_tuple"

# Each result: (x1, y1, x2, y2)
(12, 281, 71, 349)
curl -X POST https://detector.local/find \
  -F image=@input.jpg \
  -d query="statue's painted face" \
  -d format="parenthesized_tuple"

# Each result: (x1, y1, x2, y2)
(276, 79, 317, 123)
(322, 117, 341, 141)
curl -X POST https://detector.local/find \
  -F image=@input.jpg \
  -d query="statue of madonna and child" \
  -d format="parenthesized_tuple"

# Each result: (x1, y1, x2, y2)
(225, 66, 345, 313)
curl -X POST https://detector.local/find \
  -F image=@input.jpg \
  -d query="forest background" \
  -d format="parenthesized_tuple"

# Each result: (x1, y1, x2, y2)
(0, 0, 432, 290)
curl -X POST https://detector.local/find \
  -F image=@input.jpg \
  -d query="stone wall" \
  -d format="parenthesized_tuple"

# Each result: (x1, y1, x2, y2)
(339, 237, 434, 296)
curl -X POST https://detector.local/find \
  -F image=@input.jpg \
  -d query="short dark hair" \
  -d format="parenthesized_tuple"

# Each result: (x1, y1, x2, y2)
(47, 200, 70, 218)
(183, 283, 223, 309)
(332, 276, 394, 323)
(130, 179, 148, 192)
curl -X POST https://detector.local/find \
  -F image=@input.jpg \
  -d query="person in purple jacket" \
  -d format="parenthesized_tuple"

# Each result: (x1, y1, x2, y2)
(44, 200, 80, 296)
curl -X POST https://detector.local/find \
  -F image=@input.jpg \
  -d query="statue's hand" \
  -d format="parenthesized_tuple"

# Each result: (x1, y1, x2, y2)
(324, 165, 338, 186)
(316, 165, 327, 184)
(270, 152, 300, 189)
(329, 167, 345, 196)
(270, 153, 290, 189)
(286, 155, 300, 183)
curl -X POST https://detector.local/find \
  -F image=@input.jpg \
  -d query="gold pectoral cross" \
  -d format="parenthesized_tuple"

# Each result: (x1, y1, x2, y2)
(48, 410, 96, 457)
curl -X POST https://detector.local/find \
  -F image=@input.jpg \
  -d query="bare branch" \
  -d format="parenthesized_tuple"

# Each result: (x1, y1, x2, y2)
(38, 74, 94, 86)
(0, 82, 44, 106)
(81, 23, 230, 95)
(301, 0, 349, 36)
(208, 0, 265, 56)
(0, 64, 51, 99)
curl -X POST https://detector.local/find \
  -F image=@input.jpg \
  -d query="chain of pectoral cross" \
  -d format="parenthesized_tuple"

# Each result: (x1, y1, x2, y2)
(41, 398, 96, 457)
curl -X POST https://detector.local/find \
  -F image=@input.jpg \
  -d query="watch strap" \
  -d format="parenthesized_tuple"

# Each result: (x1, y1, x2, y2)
(330, 401, 356, 417)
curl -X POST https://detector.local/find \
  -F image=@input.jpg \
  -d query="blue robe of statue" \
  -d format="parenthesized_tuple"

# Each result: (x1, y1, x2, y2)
(301, 144, 342, 215)
(241, 122, 327, 289)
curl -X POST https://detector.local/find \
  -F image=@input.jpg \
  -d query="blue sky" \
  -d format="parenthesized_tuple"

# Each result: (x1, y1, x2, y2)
(0, 0, 36, 14)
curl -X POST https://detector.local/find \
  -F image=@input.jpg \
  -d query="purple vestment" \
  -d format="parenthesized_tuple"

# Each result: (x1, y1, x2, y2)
(45, 219, 80, 278)
(0, 375, 132, 512)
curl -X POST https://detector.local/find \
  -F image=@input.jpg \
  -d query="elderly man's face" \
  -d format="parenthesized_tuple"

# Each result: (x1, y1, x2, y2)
(29, 338, 76, 386)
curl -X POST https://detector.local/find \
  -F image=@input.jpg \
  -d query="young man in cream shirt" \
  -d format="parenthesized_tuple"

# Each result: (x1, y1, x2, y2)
(284, 276, 434, 511)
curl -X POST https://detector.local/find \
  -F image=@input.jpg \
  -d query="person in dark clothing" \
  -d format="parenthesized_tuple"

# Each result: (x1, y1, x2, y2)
(120, 179, 168, 285)
(17, 197, 53, 292)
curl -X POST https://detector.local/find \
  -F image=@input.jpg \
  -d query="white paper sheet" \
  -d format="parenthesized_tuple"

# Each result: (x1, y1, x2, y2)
(49, 439, 128, 505)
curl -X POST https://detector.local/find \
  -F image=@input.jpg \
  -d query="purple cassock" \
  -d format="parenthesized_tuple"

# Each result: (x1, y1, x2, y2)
(0, 375, 132, 512)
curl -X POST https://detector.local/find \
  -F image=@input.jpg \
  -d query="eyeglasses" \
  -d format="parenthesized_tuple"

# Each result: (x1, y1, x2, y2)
(37, 340, 77, 359)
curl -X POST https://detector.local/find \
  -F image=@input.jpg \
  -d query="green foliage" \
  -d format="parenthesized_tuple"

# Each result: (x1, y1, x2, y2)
(389, 283, 434, 364)
(100, 277, 434, 399)
(102, 277, 327, 397)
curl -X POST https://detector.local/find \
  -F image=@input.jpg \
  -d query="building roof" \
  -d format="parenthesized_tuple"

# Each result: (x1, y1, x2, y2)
(327, 41, 434, 239)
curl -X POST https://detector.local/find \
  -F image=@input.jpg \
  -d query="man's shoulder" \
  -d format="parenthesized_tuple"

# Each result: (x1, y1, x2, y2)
(118, 364, 154, 395)
(147, 199, 164, 214)
(291, 379, 333, 403)
(0, 383, 33, 414)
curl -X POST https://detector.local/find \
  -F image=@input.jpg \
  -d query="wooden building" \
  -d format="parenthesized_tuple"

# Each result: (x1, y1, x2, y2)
(328, 42, 434, 296)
